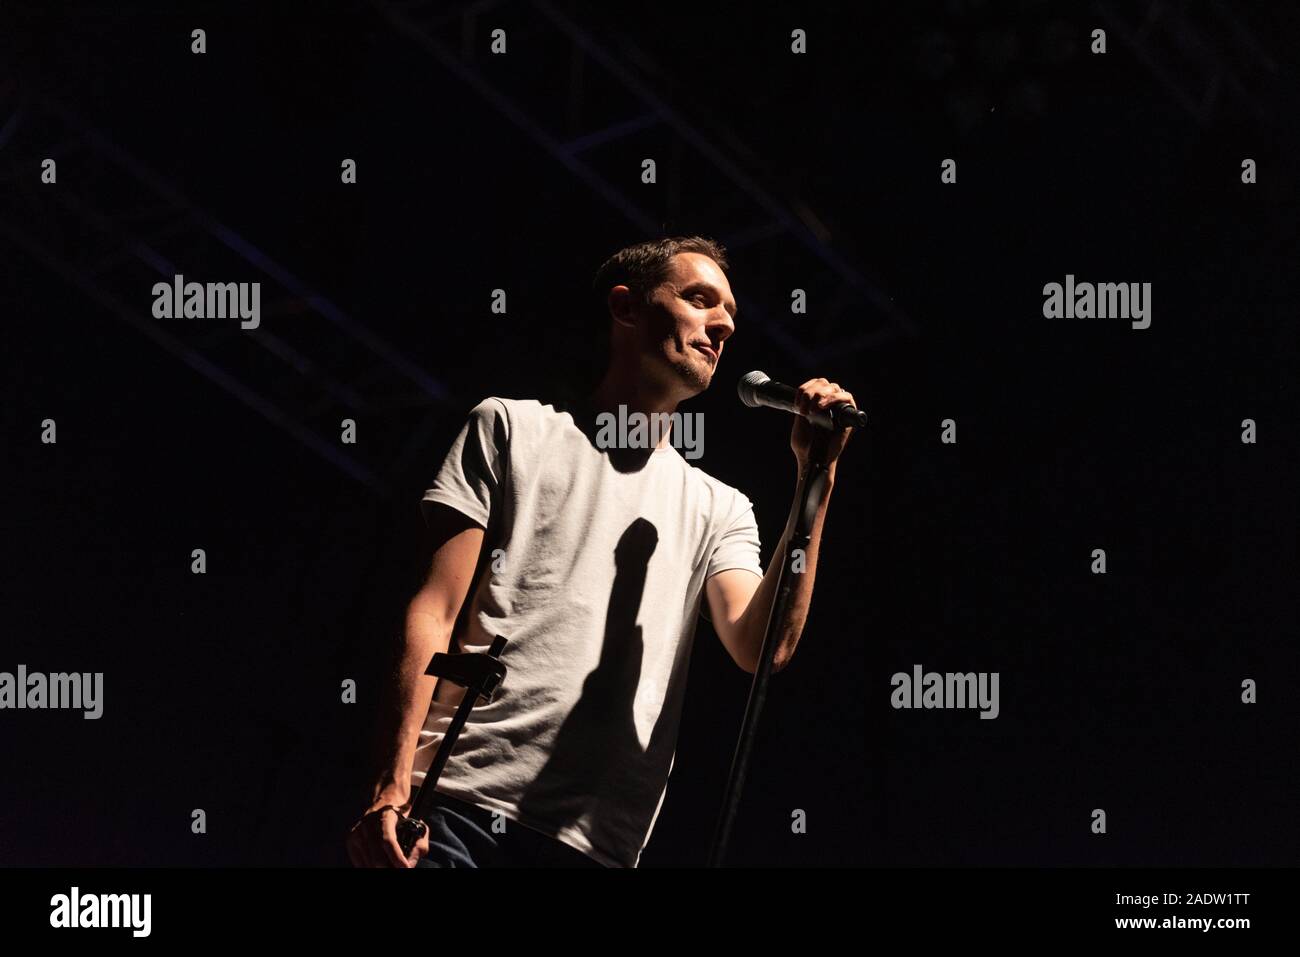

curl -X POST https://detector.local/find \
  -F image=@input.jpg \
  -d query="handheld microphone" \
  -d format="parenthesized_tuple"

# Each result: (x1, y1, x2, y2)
(737, 370, 867, 431)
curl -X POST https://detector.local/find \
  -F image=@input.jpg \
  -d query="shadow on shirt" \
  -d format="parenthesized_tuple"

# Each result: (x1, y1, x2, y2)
(516, 516, 677, 863)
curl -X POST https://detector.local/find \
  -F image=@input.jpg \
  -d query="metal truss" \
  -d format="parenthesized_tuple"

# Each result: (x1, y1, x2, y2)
(1096, 0, 1284, 131)
(0, 88, 454, 496)
(372, 0, 917, 370)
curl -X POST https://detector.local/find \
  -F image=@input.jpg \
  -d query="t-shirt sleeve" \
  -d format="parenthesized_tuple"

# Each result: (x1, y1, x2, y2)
(420, 398, 509, 530)
(705, 488, 764, 581)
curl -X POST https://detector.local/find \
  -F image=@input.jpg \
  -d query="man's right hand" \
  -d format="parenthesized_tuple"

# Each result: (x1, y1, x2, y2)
(346, 803, 430, 868)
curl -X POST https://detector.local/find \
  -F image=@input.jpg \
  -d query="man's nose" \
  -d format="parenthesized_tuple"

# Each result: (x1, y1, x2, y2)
(708, 310, 735, 342)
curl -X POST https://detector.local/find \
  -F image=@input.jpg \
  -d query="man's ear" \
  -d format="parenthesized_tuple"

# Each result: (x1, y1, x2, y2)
(607, 284, 639, 328)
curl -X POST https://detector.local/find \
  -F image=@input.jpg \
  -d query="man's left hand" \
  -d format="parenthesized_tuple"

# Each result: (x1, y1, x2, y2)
(790, 377, 857, 469)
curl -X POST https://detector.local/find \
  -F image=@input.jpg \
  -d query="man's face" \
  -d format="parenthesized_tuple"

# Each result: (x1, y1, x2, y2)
(634, 252, 737, 397)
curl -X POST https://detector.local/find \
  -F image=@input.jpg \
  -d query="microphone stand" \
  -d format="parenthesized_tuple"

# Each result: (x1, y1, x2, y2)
(708, 431, 834, 867)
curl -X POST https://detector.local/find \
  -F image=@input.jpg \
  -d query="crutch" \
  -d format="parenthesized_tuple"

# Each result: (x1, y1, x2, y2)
(396, 634, 510, 857)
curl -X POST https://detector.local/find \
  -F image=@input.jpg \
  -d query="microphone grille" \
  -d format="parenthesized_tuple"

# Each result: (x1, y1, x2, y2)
(737, 370, 770, 408)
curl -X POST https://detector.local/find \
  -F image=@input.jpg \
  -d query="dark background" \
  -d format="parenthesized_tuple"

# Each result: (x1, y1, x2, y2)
(1, 1, 1296, 867)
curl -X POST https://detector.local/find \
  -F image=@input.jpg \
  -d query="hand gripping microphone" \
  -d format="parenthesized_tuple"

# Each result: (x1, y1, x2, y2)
(737, 370, 867, 430)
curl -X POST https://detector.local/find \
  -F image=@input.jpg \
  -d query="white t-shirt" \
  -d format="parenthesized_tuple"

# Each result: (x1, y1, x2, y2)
(410, 396, 764, 867)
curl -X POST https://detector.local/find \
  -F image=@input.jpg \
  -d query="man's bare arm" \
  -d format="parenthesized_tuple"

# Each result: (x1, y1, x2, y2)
(371, 504, 484, 808)
(706, 377, 856, 676)
(706, 462, 835, 674)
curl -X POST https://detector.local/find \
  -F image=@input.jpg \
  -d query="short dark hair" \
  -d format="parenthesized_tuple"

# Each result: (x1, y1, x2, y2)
(591, 235, 729, 310)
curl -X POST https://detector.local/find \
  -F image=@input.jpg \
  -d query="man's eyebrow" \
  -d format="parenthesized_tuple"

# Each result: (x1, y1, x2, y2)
(684, 282, 737, 318)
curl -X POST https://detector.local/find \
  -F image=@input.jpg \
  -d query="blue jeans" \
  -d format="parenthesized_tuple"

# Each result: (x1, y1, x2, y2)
(412, 792, 605, 868)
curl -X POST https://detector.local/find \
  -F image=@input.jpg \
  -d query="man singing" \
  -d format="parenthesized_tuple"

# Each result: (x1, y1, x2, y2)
(346, 236, 855, 868)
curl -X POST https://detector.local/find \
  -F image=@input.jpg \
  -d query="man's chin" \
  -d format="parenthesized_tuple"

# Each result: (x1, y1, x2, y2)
(676, 360, 713, 394)
(648, 352, 713, 397)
